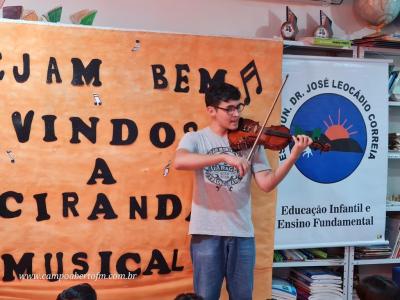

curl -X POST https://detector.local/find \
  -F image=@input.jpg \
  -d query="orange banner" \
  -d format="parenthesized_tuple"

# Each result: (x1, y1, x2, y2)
(0, 21, 282, 300)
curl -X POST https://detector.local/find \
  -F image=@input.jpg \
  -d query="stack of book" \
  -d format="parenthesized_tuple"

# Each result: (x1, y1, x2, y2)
(387, 215, 400, 258)
(289, 268, 343, 300)
(352, 33, 400, 48)
(354, 245, 392, 259)
(389, 133, 400, 151)
(272, 278, 297, 300)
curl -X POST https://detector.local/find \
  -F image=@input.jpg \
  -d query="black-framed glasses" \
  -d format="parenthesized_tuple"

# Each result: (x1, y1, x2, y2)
(213, 103, 245, 115)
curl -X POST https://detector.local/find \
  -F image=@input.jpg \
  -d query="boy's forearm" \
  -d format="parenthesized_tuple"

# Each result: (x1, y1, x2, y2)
(256, 151, 299, 192)
(271, 153, 297, 184)
(173, 150, 225, 170)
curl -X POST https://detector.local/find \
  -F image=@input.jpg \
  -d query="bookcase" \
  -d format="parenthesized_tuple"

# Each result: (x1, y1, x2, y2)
(275, 41, 399, 300)
(348, 46, 400, 299)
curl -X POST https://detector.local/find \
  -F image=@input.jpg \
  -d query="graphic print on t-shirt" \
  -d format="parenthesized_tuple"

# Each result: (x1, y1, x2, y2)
(204, 146, 242, 191)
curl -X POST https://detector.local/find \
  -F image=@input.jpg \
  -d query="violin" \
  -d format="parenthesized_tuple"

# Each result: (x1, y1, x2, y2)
(228, 118, 331, 152)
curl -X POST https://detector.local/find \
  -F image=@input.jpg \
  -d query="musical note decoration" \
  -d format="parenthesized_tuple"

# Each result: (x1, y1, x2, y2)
(240, 60, 262, 106)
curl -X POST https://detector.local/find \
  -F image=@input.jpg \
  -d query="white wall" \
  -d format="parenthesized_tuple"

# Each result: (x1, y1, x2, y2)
(3, 0, 399, 40)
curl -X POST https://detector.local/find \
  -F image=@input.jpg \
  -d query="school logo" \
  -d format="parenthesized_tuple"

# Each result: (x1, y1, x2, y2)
(204, 147, 242, 190)
(290, 93, 367, 184)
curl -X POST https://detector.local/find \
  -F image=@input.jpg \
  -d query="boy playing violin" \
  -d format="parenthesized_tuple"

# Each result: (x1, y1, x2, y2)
(173, 82, 312, 300)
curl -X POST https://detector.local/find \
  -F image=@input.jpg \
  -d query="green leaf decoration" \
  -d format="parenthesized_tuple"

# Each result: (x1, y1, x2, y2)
(294, 126, 304, 136)
(80, 10, 97, 26)
(44, 6, 62, 23)
(312, 128, 322, 140)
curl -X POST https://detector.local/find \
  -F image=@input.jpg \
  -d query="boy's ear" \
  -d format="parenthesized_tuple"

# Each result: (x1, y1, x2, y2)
(206, 106, 216, 115)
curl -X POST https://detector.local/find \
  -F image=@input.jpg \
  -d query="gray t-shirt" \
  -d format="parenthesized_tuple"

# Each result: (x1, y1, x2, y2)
(177, 127, 271, 237)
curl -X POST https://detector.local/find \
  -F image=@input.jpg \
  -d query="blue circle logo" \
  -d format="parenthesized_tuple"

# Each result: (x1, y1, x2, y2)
(290, 93, 367, 184)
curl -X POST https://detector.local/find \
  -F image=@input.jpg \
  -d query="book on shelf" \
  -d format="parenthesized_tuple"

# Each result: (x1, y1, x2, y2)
(352, 33, 400, 48)
(313, 37, 351, 48)
(389, 133, 400, 151)
(289, 267, 343, 300)
(272, 277, 297, 300)
(390, 74, 400, 102)
(354, 245, 392, 259)
(308, 248, 328, 259)
(387, 216, 400, 258)
(291, 267, 342, 281)
(389, 69, 400, 93)
(274, 248, 337, 263)
(294, 37, 351, 49)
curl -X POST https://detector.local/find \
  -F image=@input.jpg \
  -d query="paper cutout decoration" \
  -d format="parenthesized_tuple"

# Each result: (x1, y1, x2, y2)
(70, 9, 97, 25)
(6, 150, 15, 163)
(3, 6, 23, 19)
(132, 40, 141, 51)
(280, 6, 299, 41)
(42, 6, 62, 23)
(21, 9, 40, 21)
(314, 10, 333, 39)
(93, 93, 102, 106)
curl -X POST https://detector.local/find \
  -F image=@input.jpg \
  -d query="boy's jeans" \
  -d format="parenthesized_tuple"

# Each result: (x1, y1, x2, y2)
(190, 234, 255, 300)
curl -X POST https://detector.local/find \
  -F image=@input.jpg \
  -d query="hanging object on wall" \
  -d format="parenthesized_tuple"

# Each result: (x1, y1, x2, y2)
(70, 9, 97, 26)
(93, 93, 102, 106)
(3, 6, 23, 19)
(132, 39, 141, 52)
(280, 6, 299, 41)
(42, 6, 62, 23)
(21, 9, 40, 21)
(353, 0, 400, 33)
(6, 150, 15, 163)
(314, 10, 333, 38)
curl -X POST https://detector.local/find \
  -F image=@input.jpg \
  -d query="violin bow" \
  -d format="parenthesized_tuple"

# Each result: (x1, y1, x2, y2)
(246, 74, 289, 161)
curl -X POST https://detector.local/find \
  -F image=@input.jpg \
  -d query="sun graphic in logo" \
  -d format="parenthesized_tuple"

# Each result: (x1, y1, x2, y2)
(324, 108, 358, 140)
(290, 93, 367, 184)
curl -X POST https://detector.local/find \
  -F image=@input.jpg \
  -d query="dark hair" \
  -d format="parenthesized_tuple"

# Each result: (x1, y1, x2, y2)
(205, 81, 241, 107)
(356, 275, 400, 300)
(56, 283, 97, 300)
(174, 293, 204, 300)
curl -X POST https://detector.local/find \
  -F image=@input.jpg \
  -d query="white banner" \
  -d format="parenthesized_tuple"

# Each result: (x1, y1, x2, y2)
(275, 55, 388, 249)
